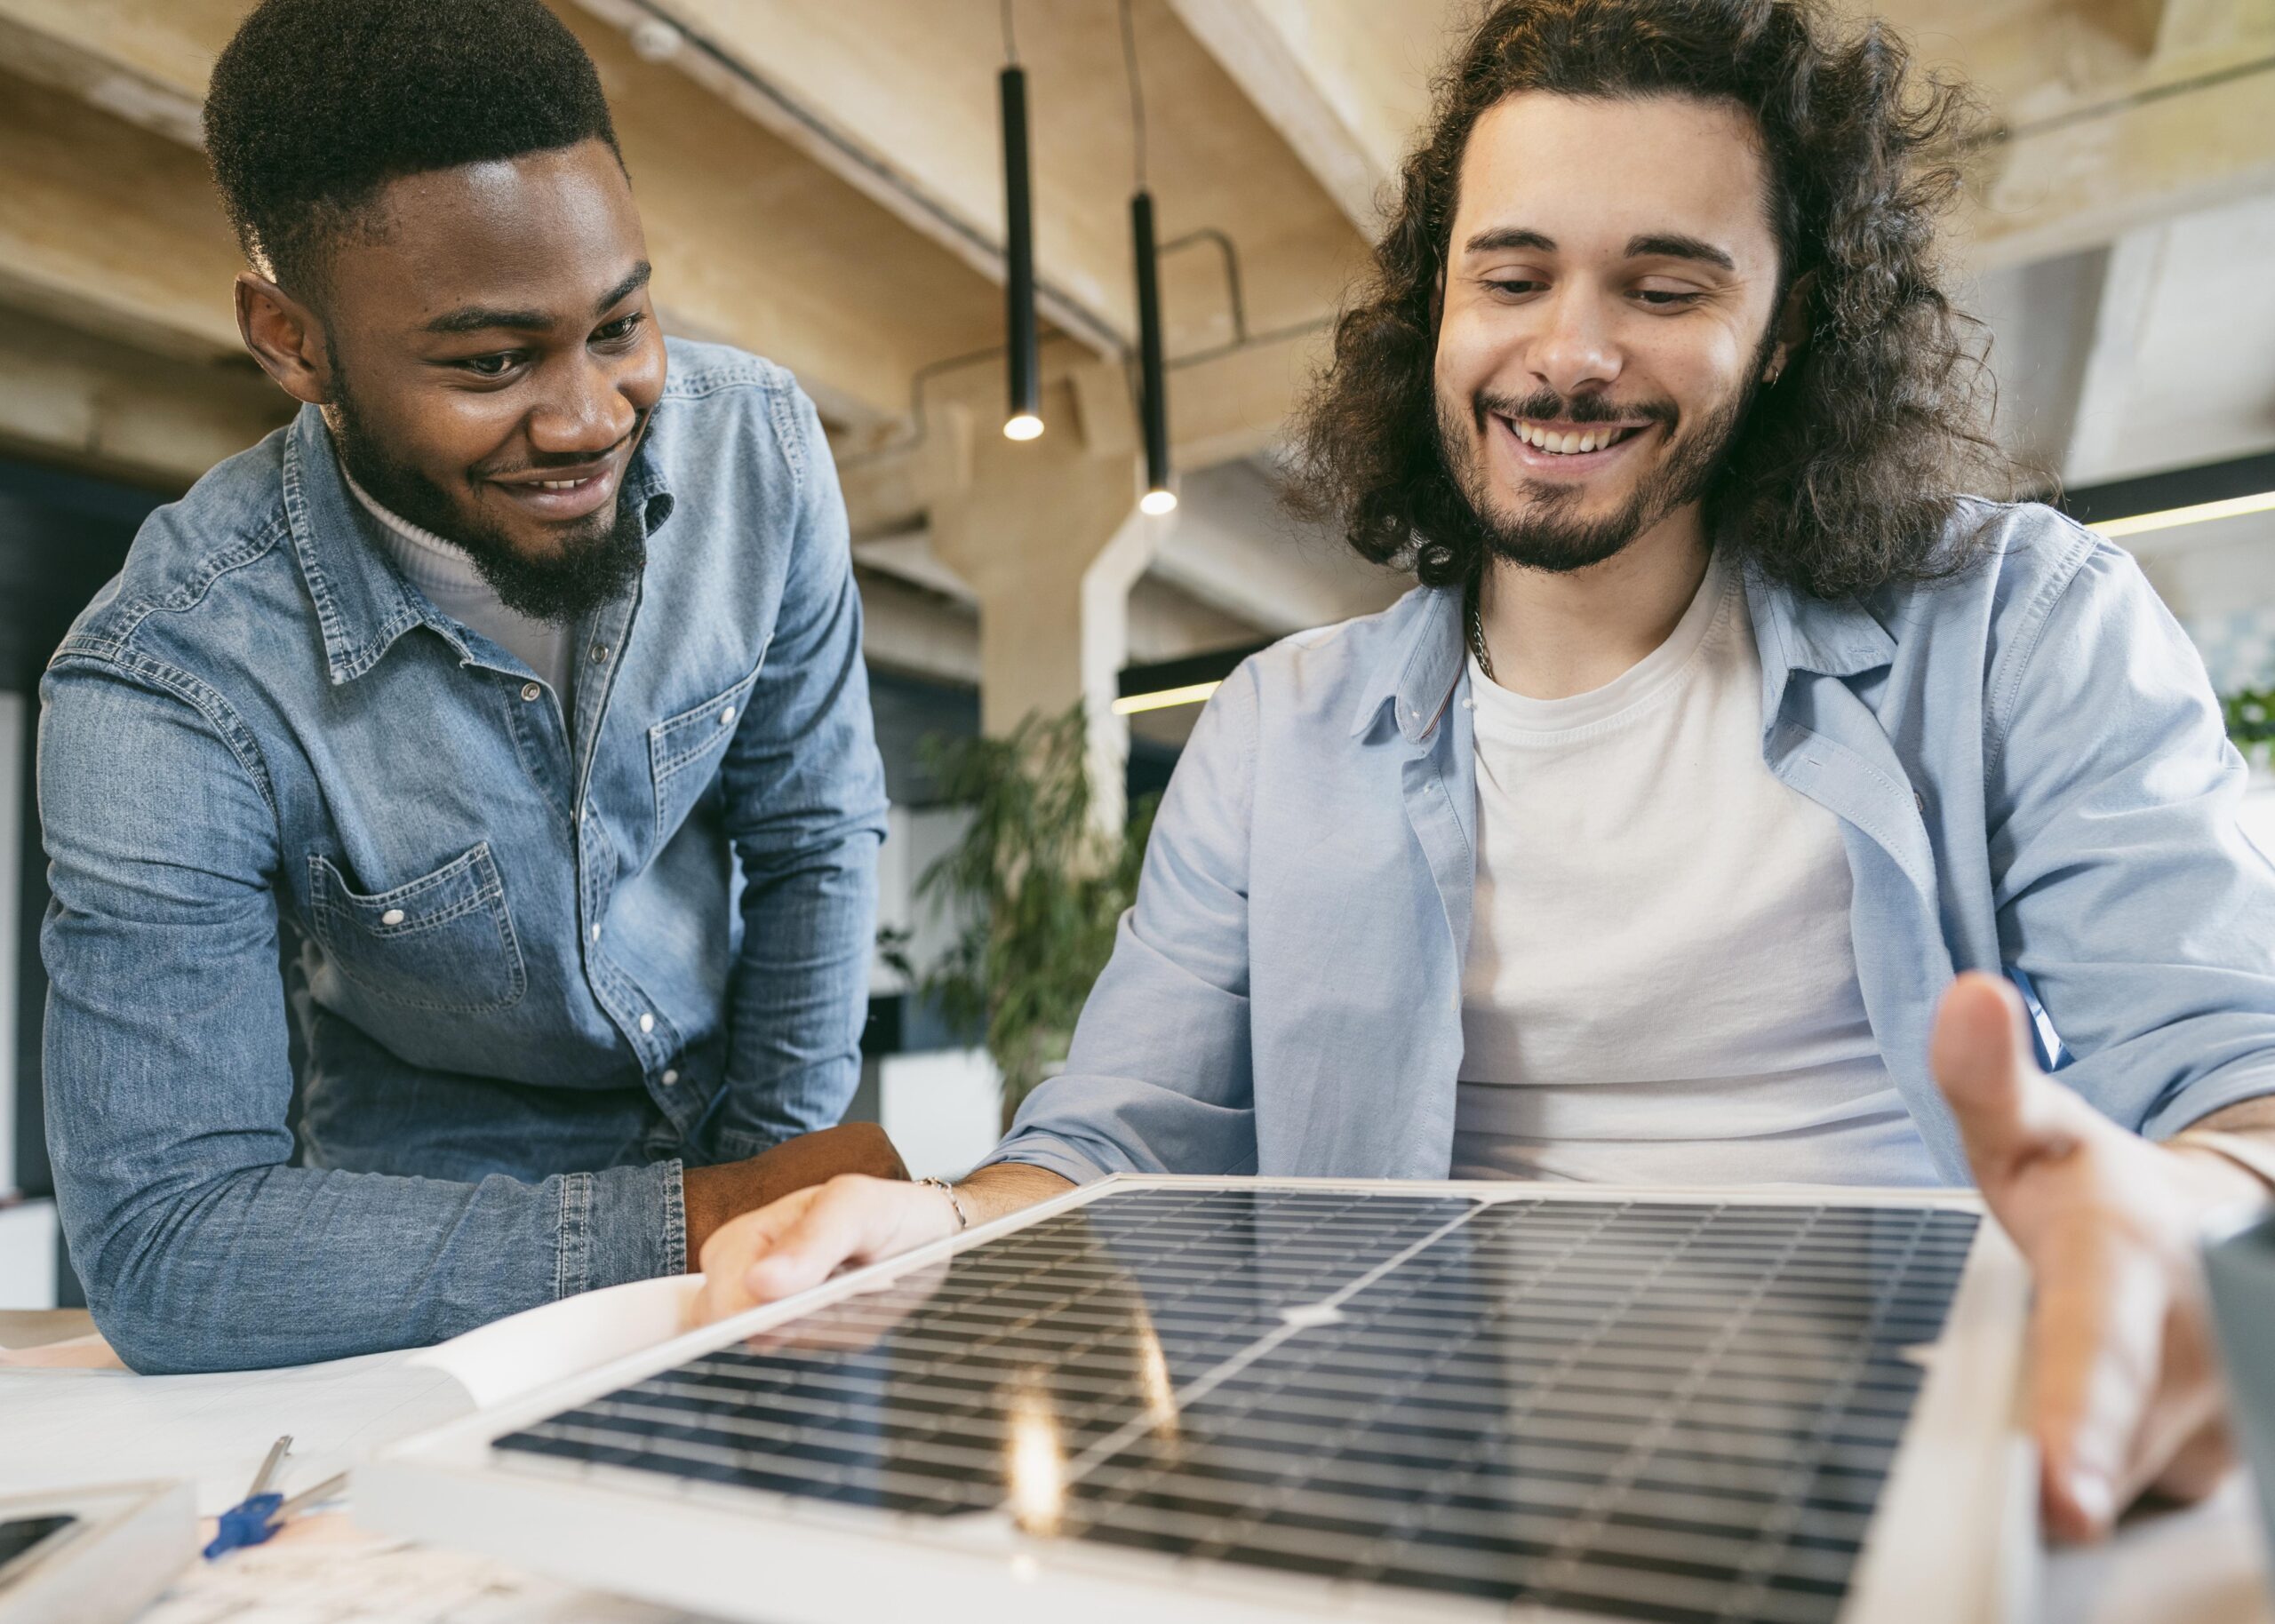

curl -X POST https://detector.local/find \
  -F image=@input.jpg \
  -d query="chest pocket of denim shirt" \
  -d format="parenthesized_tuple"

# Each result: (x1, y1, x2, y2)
(307, 842, 528, 1014)
(651, 655, 764, 842)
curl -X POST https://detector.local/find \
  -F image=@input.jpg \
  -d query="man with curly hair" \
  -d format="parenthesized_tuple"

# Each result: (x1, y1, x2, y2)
(36, 0, 906, 1373)
(697, 0, 2275, 1540)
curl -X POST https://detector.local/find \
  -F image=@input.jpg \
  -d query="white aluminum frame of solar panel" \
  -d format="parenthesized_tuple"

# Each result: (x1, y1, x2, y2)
(361, 1175, 2036, 1624)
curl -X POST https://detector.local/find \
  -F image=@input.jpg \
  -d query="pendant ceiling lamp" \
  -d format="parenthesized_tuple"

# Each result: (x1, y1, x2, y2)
(999, 1, 1043, 441)
(1120, 0, 1174, 514)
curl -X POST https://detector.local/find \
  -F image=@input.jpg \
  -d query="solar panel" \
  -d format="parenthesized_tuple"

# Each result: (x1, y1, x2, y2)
(363, 1178, 2034, 1624)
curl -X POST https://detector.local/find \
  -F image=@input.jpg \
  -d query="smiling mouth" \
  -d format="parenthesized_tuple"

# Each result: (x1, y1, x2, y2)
(1498, 415, 1652, 457)
(483, 450, 627, 522)
(481, 412, 645, 502)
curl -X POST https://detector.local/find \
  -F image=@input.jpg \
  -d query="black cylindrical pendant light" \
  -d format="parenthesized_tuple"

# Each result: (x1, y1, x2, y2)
(1130, 190, 1174, 514)
(1117, 0, 1172, 513)
(999, 65, 1043, 441)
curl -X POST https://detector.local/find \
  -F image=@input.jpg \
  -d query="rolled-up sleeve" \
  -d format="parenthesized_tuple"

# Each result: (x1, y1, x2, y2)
(709, 381, 889, 1156)
(40, 657, 678, 1373)
(991, 660, 1264, 1182)
(1987, 537, 2275, 1138)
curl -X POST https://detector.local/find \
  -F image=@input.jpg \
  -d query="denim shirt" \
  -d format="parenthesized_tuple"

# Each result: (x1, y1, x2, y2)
(39, 338, 887, 1373)
(998, 501, 2275, 1188)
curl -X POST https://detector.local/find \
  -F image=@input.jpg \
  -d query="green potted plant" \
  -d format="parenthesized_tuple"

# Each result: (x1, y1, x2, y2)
(882, 704, 1159, 1128)
(2226, 688, 2275, 774)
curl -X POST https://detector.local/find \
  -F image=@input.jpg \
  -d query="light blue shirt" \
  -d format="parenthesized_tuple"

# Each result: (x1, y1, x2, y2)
(996, 502, 2275, 1187)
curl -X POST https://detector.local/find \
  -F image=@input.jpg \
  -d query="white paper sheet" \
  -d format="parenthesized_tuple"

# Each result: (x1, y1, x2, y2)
(0, 1349, 471, 1516)
(0, 1276, 700, 1517)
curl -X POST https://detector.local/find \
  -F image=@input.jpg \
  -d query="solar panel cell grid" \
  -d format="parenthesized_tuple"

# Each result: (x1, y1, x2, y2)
(495, 1189, 1978, 1624)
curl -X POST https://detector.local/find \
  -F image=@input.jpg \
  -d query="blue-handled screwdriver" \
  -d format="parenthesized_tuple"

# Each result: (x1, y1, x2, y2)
(204, 1435, 348, 1560)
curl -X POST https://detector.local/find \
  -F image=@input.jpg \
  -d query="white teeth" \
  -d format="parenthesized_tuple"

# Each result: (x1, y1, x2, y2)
(537, 478, 587, 490)
(1507, 418, 1637, 454)
(1510, 420, 1619, 452)
(1510, 420, 1638, 452)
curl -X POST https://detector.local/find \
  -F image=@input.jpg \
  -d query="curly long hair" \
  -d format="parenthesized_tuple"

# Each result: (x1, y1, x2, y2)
(1287, 0, 2014, 601)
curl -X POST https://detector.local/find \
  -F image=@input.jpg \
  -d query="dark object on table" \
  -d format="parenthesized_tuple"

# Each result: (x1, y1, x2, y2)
(0, 1517, 76, 1590)
(2205, 1210, 2275, 1567)
(0, 1481, 191, 1622)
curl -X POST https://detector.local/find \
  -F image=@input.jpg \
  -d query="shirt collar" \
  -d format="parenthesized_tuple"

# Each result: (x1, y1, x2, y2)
(1347, 585, 1466, 744)
(1346, 561, 1899, 745)
(281, 404, 676, 685)
(1742, 567, 1898, 732)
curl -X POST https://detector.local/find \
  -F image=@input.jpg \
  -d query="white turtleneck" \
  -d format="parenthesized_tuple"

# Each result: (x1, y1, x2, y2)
(341, 463, 576, 706)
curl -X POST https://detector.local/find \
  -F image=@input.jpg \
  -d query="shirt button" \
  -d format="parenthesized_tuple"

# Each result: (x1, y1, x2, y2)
(520, 681, 542, 702)
(379, 907, 405, 926)
(717, 706, 736, 728)
(660, 1068, 680, 1087)
(590, 643, 611, 663)
(589, 922, 602, 943)
(638, 1013, 656, 1034)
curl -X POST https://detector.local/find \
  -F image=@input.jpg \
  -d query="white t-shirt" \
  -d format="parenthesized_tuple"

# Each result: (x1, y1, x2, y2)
(342, 465, 577, 707)
(1453, 552, 1939, 1186)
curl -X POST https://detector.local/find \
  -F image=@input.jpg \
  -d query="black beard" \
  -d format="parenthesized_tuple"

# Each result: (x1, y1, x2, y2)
(1432, 341, 1770, 577)
(329, 377, 650, 625)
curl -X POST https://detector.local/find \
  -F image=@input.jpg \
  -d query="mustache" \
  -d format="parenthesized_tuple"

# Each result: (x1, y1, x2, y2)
(1476, 388, 1679, 428)
(475, 410, 650, 481)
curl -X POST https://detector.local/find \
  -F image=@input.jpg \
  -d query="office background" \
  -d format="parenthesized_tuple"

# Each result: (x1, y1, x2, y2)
(2, 0, 2272, 1307)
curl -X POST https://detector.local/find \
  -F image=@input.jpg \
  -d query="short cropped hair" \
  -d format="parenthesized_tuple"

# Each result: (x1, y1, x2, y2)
(1289, 0, 2013, 601)
(204, 0, 622, 300)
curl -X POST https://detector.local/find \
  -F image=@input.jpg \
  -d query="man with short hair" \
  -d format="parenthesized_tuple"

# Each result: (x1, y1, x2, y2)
(38, 0, 899, 1373)
(696, 0, 2275, 1540)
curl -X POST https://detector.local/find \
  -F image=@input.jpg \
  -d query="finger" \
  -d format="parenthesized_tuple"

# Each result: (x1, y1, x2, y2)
(1929, 974, 2079, 1190)
(2144, 1415, 2236, 1507)
(685, 1188, 828, 1329)
(696, 1185, 821, 1280)
(743, 1178, 904, 1302)
(688, 1265, 757, 1330)
(2031, 1221, 2167, 1540)
(2125, 1293, 2233, 1509)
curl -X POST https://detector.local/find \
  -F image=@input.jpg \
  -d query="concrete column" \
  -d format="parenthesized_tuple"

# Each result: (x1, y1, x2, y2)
(928, 365, 1154, 832)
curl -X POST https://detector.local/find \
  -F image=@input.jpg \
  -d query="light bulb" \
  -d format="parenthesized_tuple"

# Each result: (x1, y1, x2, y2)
(628, 17, 682, 60)
(1003, 414, 1045, 442)
(1140, 488, 1177, 516)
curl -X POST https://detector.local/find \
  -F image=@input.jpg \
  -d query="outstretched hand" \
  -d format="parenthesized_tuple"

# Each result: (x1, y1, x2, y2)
(1930, 972, 2268, 1540)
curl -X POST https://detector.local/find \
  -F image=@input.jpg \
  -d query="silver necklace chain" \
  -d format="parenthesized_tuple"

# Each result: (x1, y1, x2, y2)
(1466, 587, 1496, 684)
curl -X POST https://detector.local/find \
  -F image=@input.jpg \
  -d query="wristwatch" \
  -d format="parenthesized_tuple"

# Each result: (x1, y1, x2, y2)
(2170, 1127, 2275, 1200)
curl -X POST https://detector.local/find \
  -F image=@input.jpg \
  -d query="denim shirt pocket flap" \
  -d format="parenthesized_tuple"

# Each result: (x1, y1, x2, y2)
(649, 657, 764, 834)
(307, 842, 528, 1014)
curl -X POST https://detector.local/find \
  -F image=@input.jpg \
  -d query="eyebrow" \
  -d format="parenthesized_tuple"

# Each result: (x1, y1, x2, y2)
(1624, 233, 1736, 271)
(1460, 227, 1738, 275)
(1463, 227, 1557, 256)
(421, 261, 654, 336)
